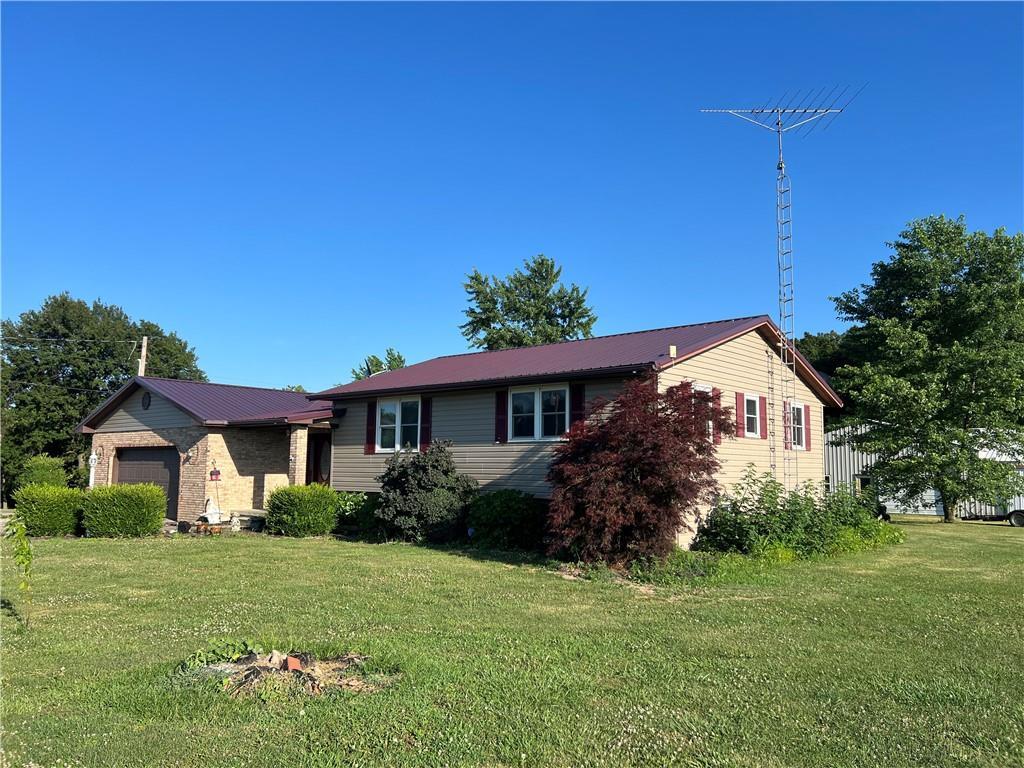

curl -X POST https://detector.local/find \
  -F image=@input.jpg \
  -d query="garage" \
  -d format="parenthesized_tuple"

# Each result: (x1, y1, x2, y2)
(114, 447, 180, 521)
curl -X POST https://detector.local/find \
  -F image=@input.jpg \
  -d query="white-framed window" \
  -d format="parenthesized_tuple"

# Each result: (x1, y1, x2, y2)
(509, 384, 568, 441)
(790, 402, 805, 449)
(744, 395, 760, 438)
(693, 383, 714, 438)
(377, 397, 420, 452)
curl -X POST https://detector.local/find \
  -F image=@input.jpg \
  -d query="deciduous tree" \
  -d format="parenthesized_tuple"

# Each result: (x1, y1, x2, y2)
(350, 348, 406, 381)
(461, 255, 597, 350)
(1, 294, 204, 498)
(833, 216, 1024, 522)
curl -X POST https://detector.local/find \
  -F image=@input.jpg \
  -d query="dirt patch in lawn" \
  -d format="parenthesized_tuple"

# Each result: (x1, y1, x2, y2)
(179, 645, 397, 698)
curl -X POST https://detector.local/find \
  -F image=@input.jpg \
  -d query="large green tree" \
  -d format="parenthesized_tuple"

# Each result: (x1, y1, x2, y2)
(350, 348, 406, 381)
(1, 294, 204, 497)
(833, 216, 1024, 522)
(460, 255, 597, 350)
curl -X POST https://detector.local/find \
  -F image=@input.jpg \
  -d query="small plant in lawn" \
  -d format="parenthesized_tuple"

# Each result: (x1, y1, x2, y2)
(265, 485, 359, 537)
(18, 454, 69, 489)
(374, 441, 478, 543)
(547, 377, 734, 564)
(12, 484, 82, 536)
(466, 490, 546, 551)
(82, 484, 166, 537)
(4, 517, 34, 628)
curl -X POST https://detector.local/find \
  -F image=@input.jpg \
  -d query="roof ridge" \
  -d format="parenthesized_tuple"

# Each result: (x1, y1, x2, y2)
(426, 314, 770, 363)
(140, 376, 308, 394)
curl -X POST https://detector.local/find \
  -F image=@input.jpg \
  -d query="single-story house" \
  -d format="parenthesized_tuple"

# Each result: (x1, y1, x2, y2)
(77, 378, 334, 522)
(79, 314, 843, 538)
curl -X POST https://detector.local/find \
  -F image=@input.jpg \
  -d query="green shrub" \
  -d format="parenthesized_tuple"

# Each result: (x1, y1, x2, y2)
(12, 484, 82, 536)
(18, 455, 68, 489)
(374, 441, 478, 543)
(265, 484, 347, 537)
(466, 490, 546, 550)
(330, 489, 368, 533)
(694, 469, 901, 559)
(83, 484, 165, 537)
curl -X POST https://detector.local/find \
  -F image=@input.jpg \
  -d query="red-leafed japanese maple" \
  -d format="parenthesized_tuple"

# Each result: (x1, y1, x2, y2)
(546, 377, 734, 563)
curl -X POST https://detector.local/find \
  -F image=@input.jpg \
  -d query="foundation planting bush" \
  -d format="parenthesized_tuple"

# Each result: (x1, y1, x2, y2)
(547, 378, 734, 564)
(18, 455, 69, 489)
(265, 484, 347, 537)
(466, 490, 546, 551)
(82, 484, 166, 537)
(693, 469, 905, 558)
(374, 441, 478, 543)
(12, 484, 82, 536)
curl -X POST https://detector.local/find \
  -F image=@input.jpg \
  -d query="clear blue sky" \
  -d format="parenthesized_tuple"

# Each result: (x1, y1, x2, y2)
(3, 2, 1021, 391)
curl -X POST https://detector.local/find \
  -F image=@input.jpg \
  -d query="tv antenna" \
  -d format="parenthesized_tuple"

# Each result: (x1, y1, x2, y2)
(701, 85, 863, 488)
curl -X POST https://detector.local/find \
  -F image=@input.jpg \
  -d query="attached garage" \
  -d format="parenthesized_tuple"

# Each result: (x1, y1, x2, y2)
(77, 376, 334, 525)
(114, 447, 181, 521)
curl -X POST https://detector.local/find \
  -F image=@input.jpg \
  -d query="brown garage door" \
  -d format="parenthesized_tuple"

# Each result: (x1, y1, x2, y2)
(115, 448, 180, 521)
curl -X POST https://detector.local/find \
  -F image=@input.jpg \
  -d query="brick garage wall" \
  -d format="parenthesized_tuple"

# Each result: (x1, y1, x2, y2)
(90, 428, 209, 523)
(205, 427, 291, 512)
(288, 425, 308, 486)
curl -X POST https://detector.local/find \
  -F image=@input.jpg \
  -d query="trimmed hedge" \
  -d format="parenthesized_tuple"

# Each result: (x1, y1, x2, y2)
(83, 484, 166, 537)
(19, 455, 69, 489)
(12, 484, 82, 536)
(265, 484, 356, 537)
(467, 490, 546, 551)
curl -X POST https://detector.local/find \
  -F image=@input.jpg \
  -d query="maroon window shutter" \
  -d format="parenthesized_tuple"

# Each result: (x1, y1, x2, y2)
(364, 398, 377, 455)
(569, 382, 586, 427)
(419, 397, 432, 453)
(735, 391, 745, 438)
(804, 403, 812, 450)
(758, 396, 768, 440)
(783, 400, 793, 450)
(712, 387, 722, 445)
(494, 390, 508, 444)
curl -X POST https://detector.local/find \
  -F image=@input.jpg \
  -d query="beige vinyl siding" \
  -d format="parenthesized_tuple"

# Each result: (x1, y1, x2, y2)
(658, 329, 827, 492)
(94, 389, 195, 432)
(330, 379, 626, 496)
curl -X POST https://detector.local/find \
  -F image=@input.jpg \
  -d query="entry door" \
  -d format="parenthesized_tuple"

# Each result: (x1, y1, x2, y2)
(115, 447, 180, 520)
(308, 433, 332, 485)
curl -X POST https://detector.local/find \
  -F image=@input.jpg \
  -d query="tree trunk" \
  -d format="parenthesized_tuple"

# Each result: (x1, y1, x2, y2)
(938, 489, 958, 523)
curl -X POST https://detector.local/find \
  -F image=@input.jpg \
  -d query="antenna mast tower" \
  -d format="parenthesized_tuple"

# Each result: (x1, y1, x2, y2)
(701, 86, 860, 489)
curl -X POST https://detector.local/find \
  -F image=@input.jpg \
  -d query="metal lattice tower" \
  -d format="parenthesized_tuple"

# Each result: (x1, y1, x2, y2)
(702, 87, 861, 489)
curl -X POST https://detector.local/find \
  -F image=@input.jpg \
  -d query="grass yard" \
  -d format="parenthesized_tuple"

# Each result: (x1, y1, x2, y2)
(2, 519, 1022, 768)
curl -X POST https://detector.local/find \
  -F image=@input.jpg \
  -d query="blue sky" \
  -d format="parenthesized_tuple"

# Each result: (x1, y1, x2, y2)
(3, 2, 1021, 391)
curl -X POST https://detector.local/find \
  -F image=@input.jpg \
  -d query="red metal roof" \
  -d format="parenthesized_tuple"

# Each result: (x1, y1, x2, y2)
(313, 315, 843, 407)
(77, 377, 333, 432)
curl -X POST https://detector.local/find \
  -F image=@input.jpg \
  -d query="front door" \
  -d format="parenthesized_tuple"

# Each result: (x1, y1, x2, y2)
(307, 432, 332, 485)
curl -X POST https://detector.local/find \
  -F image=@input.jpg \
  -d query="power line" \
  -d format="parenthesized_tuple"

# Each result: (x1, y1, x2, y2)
(0, 336, 141, 345)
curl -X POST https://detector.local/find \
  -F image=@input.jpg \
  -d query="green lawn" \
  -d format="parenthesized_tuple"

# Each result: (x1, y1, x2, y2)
(2, 519, 1022, 768)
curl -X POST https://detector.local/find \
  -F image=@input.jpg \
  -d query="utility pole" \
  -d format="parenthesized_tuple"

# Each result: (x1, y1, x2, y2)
(137, 335, 148, 377)
(701, 86, 862, 489)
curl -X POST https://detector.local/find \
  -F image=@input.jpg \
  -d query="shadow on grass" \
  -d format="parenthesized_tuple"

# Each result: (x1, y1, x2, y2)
(333, 528, 557, 569)
(1, 596, 25, 627)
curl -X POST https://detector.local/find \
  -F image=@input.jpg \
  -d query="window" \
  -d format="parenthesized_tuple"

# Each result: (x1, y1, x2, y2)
(377, 398, 420, 452)
(509, 385, 568, 440)
(855, 475, 873, 495)
(744, 395, 760, 437)
(824, 475, 832, 494)
(790, 402, 805, 449)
